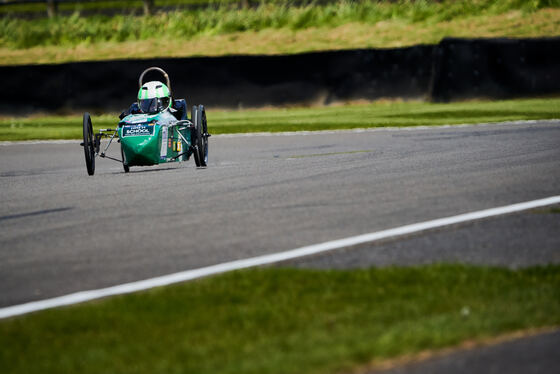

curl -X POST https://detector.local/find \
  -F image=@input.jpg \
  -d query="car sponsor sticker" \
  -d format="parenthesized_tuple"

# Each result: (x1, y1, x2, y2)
(127, 114, 150, 124)
(123, 125, 154, 137)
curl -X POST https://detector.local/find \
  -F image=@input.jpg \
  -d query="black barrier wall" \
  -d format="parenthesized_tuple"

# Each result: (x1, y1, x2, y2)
(1, 37, 559, 114)
(1, 46, 434, 114)
(430, 37, 560, 102)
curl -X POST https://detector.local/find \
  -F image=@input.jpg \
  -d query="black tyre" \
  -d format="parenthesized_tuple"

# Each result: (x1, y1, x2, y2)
(83, 112, 95, 176)
(191, 105, 208, 168)
(121, 145, 130, 173)
(198, 105, 209, 167)
(191, 105, 201, 167)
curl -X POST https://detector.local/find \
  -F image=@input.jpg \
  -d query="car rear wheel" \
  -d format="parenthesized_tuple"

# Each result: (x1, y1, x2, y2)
(197, 105, 209, 167)
(82, 112, 95, 176)
(191, 105, 209, 168)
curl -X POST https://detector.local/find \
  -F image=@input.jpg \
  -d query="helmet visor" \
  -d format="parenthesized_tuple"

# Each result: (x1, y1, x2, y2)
(139, 98, 161, 114)
(139, 98, 170, 114)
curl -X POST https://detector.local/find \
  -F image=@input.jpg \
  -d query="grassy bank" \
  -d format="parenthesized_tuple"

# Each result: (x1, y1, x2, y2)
(1, 98, 559, 141)
(1, 264, 559, 374)
(1, 0, 559, 65)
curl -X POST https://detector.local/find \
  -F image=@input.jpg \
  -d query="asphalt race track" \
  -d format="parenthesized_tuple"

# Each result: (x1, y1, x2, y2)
(372, 329, 560, 374)
(1, 121, 559, 308)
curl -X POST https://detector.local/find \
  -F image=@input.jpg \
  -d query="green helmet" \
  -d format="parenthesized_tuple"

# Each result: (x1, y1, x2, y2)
(137, 81, 171, 114)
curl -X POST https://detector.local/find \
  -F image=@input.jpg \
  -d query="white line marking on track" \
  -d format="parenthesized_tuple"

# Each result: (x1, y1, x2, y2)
(1, 195, 560, 320)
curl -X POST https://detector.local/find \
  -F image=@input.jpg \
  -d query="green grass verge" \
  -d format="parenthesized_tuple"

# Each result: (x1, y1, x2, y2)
(1, 264, 559, 374)
(2, 1, 559, 65)
(1, 98, 559, 141)
(1, 0, 558, 49)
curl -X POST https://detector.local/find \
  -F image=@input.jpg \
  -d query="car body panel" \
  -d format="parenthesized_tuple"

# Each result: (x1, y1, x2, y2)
(118, 111, 193, 166)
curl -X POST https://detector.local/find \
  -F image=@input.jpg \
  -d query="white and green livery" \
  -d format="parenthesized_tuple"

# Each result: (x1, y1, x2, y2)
(81, 67, 209, 176)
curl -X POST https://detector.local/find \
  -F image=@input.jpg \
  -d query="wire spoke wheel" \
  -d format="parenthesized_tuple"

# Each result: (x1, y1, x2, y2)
(197, 105, 208, 167)
(82, 112, 95, 176)
(191, 105, 208, 168)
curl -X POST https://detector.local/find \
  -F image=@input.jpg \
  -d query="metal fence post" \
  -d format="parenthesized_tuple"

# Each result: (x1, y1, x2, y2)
(46, 0, 58, 18)
(143, 0, 154, 15)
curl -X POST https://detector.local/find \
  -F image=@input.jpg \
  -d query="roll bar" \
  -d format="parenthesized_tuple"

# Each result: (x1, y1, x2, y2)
(139, 67, 172, 97)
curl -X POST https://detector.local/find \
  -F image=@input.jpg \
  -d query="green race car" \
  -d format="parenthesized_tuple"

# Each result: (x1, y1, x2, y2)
(81, 67, 210, 175)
